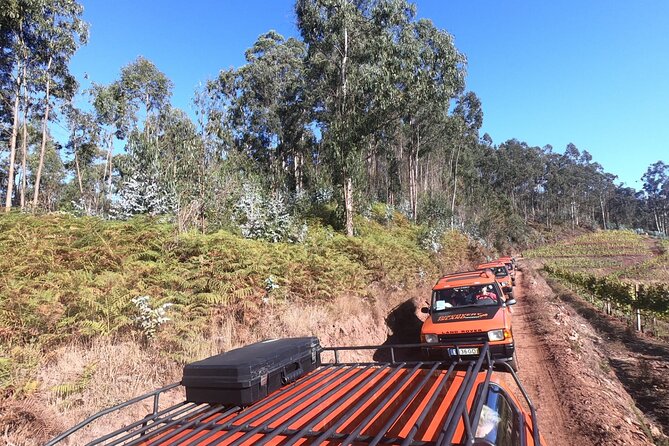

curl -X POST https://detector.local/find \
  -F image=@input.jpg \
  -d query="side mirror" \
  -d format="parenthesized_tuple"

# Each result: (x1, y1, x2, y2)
(506, 299, 516, 306)
(420, 307, 430, 314)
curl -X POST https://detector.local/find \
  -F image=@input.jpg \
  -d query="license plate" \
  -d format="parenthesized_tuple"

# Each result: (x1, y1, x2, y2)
(448, 347, 479, 356)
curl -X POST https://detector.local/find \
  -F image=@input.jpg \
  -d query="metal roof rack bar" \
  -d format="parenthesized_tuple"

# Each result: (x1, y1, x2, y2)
(438, 343, 490, 446)
(85, 401, 195, 446)
(45, 382, 181, 446)
(434, 361, 475, 446)
(278, 363, 396, 446)
(139, 404, 232, 446)
(339, 362, 424, 446)
(496, 360, 541, 446)
(308, 362, 409, 445)
(230, 365, 374, 446)
(126, 405, 215, 446)
(146, 405, 241, 446)
(167, 366, 340, 442)
(400, 362, 457, 446)
(468, 356, 494, 437)
(368, 361, 442, 446)
(190, 365, 358, 445)
(94, 402, 205, 446)
(177, 422, 434, 445)
(161, 409, 231, 446)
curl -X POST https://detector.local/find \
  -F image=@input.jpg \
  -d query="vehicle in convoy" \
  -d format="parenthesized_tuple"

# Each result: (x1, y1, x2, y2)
(497, 256, 517, 285)
(420, 270, 518, 370)
(476, 262, 514, 299)
(46, 338, 543, 446)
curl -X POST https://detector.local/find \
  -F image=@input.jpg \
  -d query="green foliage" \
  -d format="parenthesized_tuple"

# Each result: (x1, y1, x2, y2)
(526, 230, 650, 258)
(0, 212, 472, 381)
(51, 362, 97, 399)
(544, 263, 669, 316)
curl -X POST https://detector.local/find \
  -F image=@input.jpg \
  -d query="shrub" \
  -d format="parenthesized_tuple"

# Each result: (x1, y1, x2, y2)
(233, 185, 307, 243)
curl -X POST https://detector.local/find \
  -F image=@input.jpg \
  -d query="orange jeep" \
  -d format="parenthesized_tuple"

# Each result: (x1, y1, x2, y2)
(421, 270, 518, 370)
(477, 262, 514, 299)
(497, 256, 517, 285)
(47, 339, 544, 445)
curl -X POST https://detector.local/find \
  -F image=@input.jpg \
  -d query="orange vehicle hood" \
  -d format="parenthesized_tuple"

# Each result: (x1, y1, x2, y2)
(422, 306, 507, 334)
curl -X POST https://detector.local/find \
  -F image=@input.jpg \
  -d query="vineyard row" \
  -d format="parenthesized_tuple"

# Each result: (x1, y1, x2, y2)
(543, 263, 669, 316)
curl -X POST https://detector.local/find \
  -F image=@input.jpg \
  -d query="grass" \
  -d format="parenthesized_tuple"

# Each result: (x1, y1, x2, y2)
(0, 211, 478, 444)
(526, 229, 664, 279)
(526, 230, 652, 259)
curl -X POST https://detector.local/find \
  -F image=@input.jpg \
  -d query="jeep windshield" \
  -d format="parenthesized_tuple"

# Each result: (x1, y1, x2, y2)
(432, 284, 502, 312)
(488, 266, 509, 277)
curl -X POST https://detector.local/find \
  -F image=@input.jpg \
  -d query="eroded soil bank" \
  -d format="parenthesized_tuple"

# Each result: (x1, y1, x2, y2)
(520, 261, 666, 446)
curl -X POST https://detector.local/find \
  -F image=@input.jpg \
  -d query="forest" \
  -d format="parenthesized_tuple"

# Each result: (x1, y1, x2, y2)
(1, 0, 668, 251)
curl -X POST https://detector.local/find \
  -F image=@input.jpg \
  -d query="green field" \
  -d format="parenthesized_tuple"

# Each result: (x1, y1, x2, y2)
(526, 230, 668, 282)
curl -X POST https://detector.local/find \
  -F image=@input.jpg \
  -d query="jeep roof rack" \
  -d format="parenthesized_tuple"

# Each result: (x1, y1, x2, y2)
(46, 342, 541, 446)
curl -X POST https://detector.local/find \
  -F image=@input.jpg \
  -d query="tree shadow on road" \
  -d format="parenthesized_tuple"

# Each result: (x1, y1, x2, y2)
(373, 298, 425, 363)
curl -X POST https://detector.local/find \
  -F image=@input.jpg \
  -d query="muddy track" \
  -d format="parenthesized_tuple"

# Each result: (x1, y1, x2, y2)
(510, 269, 577, 446)
(520, 261, 663, 446)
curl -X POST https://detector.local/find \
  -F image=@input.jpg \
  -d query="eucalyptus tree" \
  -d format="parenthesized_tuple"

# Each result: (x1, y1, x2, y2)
(0, 0, 41, 210)
(397, 19, 465, 221)
(90, 82, 132, 192)
(64, 105, 100, 204)
(117, 56, 173, 126)
(447, 92, 482, 224)
(92, 57, 173, 213)
(296, 0, 421, 235)
(642, 161, 669, 234)
(29, 0, 88, 210)
(210, 31, 314, 193)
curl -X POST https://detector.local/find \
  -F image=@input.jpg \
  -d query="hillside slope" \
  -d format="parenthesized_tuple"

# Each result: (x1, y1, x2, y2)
(0, 213, 480, 444)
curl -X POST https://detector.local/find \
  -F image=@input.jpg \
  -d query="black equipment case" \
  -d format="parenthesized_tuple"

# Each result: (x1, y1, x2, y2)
(182, 337, 321, 406)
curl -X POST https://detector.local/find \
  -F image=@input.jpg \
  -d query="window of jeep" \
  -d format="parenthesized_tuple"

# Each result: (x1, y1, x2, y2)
(490, 266, 508, 277)
(474, 383, 521, 446)
(432, 284, 502, 312)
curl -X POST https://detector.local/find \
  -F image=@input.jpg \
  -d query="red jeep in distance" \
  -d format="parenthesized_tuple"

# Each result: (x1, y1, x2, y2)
(477, 262, 514, 299)
(497, 256, 517, 285)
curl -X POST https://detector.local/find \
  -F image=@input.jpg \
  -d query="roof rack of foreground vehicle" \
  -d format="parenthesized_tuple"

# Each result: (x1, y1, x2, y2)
(46, 341, 541, 446)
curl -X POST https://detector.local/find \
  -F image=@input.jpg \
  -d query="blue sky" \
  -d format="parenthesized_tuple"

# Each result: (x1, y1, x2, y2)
(65, 0, 669, 190)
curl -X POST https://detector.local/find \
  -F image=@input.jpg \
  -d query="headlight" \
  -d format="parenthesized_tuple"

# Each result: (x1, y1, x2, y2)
(488, 329, 505, 341)
(424, 334, 439, 344)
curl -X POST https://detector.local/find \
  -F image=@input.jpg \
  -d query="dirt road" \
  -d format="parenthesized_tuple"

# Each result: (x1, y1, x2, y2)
(511, 270, 580, 446)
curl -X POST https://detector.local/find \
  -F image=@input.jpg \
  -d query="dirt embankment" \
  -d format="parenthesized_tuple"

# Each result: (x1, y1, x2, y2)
(538, 268, 669, 443)
(519, 261, 666, 446)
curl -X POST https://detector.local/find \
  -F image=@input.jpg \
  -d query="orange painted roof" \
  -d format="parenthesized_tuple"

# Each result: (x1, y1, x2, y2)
(433, 270, 497, 290)
(476, 261, 507, 269)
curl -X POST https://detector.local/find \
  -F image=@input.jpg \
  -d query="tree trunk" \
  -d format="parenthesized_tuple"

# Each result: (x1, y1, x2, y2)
(107, 133, 113, 192)
(340, 24, 352, 236)
(20, 93, 29, 210)
(74, 147, 83, 194)
(4, 84, 21, 212)
(344, 176, 353, 237)
(408, 147, 416, 222)
(32, 57, 53, 210)
(450, 143, 462, 228)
